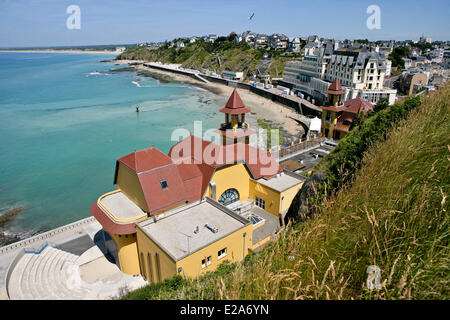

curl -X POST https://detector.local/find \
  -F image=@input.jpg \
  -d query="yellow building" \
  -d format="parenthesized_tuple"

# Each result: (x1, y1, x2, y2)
(90, 89, 304, 283)
(135, 198, 253, 281)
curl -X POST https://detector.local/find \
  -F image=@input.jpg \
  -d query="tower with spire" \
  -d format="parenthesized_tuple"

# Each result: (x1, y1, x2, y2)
(320, 77, 374, 139)
(324, 77, 345, 107)
(216, 89, 256, 145)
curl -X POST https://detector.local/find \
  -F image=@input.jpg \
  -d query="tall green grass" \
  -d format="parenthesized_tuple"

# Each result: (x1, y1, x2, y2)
(122, 86, 449, 300)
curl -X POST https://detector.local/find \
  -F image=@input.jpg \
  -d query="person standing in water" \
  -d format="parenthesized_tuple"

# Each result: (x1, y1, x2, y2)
(136, 105, 140, 113)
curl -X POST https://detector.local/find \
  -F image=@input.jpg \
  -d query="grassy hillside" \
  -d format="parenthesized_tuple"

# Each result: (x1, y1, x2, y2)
(122, 85, 449, 300)
(117, 40, 294, 79)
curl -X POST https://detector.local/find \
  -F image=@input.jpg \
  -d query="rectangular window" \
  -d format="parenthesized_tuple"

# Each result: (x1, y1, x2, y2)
(218, 248, 227, 259)
(201, 256, 212, 268)
(255, 196, 266, 209)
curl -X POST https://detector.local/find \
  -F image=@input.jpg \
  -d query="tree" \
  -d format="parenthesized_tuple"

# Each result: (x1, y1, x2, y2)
(374, 98, 389, 113)
(388, 46, 409, 69)
(228, 32, 238, 42)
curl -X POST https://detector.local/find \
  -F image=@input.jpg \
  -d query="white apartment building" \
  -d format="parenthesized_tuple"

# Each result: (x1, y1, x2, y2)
(385, 59, 392, 77)
(403, 58, 413, 69)
(283, 48, 397, 105)
(288, 37, 301, 53)
(419, 36, 432, 44)
(430, 48, 444, 63)
(268, 34, 289, 50)
(254, 34, 268, 49)
(241, 31, 256, 44)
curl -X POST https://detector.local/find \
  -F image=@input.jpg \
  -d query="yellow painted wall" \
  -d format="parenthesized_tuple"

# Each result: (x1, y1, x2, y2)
(116, 163, 149, 212)
(321, 111, 338, 138)
(176, 224, 253, 279)
(136, 226, 177, 283)
(136, 223, 252, 282)
(251, 235, 271, 251)
(109, 232, 140, 276)
(249, 180, 281, 217)
(279, 182, 303, 215)
(206, 164, 251, 202)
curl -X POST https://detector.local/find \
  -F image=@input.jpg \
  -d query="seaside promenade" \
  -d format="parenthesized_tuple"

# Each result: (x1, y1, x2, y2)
(139, 62, 322, 118)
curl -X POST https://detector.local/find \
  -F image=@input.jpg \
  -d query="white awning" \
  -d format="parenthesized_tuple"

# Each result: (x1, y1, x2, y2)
(309, 117, 321, 132)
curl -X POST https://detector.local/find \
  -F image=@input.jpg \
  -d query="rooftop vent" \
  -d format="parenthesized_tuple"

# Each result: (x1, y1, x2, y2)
(204, 223, 218, 234)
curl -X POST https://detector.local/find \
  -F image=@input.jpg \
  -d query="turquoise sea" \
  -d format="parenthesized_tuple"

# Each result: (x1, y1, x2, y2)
(0, 52, 223, 237)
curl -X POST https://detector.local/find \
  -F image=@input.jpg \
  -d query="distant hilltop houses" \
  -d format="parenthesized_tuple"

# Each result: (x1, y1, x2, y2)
(131, 32, 448, 105)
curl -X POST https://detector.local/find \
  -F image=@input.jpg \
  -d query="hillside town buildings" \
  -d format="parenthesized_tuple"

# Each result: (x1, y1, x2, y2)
(283, 47, 397, 105)
(136, 32, 447, 104)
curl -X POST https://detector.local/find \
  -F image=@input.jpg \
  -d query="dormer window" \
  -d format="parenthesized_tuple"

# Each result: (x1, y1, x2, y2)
(160, 180, 168, 190)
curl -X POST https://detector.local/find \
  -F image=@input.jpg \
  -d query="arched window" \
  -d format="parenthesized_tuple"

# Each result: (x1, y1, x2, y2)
(147, 253, 153, 283)
(218, 188, 239, 206)
(140, 252, 146, 281)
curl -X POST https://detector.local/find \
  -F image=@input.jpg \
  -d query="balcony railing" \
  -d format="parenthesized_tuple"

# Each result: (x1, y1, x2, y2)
(277, 137, 326, 158)
(219, 122, 250, 131)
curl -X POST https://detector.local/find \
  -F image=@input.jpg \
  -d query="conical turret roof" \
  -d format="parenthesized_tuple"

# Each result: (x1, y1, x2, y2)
(219, 89, 251, 114)
(324, 77, 345, 95)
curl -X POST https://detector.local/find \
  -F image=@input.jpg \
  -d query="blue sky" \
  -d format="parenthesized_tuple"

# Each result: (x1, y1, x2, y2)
(0, 0, 448, 47)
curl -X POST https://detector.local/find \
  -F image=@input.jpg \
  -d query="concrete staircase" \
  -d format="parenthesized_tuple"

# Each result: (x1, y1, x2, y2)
(7, 246, 96, 300)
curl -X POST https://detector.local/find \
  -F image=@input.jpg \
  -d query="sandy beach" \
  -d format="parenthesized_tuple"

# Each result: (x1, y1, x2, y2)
(113, 59, 306, 142)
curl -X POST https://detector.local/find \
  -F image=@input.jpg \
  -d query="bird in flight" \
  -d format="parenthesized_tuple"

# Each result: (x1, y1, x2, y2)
(249, 13, 254, 20)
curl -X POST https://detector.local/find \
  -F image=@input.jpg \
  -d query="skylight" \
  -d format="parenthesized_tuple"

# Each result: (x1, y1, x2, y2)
(160, 180, 168, 190)
(249, 214, 265, 226)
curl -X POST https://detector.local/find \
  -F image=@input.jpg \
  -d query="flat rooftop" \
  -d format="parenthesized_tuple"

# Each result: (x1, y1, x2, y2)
(242, 206, 280, 246)
(255, 172, 304, 192)
(137, 199, 249, 261)
(280, 143, 336, 174)
(99, 191, 146, 221)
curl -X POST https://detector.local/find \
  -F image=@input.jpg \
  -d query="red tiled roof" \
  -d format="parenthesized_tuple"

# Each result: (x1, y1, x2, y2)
(114, 147, 190, 215)
(118, 147, 173, 172)
(169, 135, 281, 179)
(138, 164, 188, 214)
(219, 89, 251, 115)
(343, 98, 374, 114)
(324, 77, 345, 95)
(321, 98, 373, 115)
